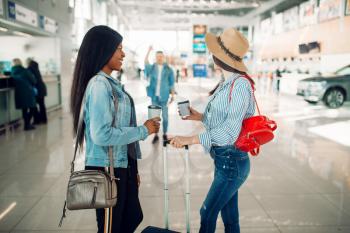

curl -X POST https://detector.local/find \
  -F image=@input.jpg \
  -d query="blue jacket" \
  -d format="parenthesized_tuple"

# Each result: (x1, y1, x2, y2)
(11, 65, 37, 109)
(145, 63, 175, 102)
(83, 71, 149, 168)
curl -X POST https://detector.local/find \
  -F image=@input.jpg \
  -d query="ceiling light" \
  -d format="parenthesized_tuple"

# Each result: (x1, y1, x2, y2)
(69, 0, 74, 8)
(0, 26, 8, 32)
(13, 31, 32, 37)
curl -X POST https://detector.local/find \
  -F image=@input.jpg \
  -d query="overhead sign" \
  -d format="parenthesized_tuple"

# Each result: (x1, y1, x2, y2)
(260, 17, 272, 36)
(299, 0, 317, 27)
(39, 15, 57, 33)
(318, 0, 341, 22)
(0, 0, 4, 16)
(193, 25, 207, 54)
(193, 64, 207, 78)
(273, 13, 283, 34)
(8, 1, 38, 27)
(283, 6, 299, 31)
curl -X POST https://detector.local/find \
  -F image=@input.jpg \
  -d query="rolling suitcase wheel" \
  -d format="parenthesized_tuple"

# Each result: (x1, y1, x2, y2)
(142, 226, 180, 233)
(142, 141, 191, 233)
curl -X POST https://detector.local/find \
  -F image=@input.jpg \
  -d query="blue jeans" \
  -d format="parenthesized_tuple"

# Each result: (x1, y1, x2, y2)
(199, 145, 250, 233)
(152, 97, 168, 134)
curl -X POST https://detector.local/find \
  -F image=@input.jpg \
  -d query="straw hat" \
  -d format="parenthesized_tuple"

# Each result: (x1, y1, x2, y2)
(205, 28, 249, 72)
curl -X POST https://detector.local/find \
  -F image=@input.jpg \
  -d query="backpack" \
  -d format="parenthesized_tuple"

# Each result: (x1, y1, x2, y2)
(229, 75, 277, 156)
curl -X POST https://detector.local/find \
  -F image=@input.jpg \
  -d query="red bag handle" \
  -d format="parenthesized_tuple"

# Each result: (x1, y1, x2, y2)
(229, 74, 261, 116)
(250, 146, 260, 156)
(268, 120, 277, 131)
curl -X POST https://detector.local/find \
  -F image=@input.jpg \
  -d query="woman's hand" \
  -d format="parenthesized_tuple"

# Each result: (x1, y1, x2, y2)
(144, 117, 161, 135)
(169, 135, 199, 148)
(181, 107, 203, 121)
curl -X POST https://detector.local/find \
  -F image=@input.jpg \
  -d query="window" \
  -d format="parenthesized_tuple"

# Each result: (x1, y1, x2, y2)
(336, 66, 350, 76)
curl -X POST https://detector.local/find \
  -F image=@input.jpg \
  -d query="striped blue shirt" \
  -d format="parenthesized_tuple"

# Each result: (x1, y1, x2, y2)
(199, 73, 255, 151)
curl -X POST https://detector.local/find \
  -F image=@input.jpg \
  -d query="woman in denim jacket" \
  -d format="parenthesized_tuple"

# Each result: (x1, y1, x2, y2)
(170, 28, 255, 233)
(70, 26, 160, 233)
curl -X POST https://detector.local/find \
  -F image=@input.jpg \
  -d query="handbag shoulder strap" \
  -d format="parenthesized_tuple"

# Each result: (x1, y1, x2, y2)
(70, 94, 86, 173)
(105, 78, 118, 180)
(229, 74, 261, 116)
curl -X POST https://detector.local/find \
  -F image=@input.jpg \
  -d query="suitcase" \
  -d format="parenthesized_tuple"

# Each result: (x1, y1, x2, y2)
(142, 141, 191, 233)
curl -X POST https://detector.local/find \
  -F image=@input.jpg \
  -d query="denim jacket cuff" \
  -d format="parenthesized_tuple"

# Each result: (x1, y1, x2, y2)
(199, 132, 211, 152)
(139, 125, 149, 140)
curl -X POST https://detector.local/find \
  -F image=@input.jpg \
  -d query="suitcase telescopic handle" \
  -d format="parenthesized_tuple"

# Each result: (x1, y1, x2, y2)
(162, 139, 190, 232)
(163, 139, 189, 150)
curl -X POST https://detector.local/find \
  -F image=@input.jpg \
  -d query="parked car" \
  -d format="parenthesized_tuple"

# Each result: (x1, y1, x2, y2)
(297, 65, 350, 108)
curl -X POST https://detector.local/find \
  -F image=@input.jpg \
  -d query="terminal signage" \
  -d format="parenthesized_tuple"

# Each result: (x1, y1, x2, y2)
(318, 0, 341, 22)
(193, 64, 207, 78)
(39, 15, 57, 33)
(8, 1, 38, 27)
(273, 13, 283, 34)
(299, 0, 317, 27)
(283, 6, 299, 31)
(193, 25, 207, 54)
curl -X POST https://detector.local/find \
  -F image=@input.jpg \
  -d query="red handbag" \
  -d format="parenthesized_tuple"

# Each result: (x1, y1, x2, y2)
(229, 75, 277, 156)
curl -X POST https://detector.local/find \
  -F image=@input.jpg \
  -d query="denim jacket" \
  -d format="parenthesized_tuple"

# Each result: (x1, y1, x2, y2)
(145, 63, 175, 102)
(83, 71, 149, 168)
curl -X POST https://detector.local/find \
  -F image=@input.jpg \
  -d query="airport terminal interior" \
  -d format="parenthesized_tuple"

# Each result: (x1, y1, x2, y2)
(1, 0, 350, 232)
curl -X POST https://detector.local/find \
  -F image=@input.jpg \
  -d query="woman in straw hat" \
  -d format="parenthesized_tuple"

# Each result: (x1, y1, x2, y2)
(170, 28, 255, 233)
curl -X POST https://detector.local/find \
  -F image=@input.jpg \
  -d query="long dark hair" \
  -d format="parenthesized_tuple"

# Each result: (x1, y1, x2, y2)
(209, 56, 254, 95)
(28, 60, 42, 80)
(70, 26, 122, 146)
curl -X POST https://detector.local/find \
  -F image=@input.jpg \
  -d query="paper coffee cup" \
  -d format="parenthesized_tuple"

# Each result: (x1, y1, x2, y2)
(178, 100, 190, 117)
(148, 105, 161, 119)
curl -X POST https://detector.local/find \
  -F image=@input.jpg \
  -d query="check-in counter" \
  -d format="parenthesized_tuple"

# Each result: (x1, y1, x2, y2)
(0, 74, 61, 128)
(41, 75, 62, 110)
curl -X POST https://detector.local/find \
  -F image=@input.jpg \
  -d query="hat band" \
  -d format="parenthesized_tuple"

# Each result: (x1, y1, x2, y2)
(217, 36, 242, 62)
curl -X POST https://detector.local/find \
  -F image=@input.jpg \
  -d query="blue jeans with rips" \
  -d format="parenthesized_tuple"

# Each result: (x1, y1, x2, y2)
(152, 96, 168, 134)
(199, 145, 250, 233)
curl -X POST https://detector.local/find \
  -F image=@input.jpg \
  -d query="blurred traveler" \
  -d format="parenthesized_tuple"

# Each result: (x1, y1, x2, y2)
(170, 28, 255, 233)
(27, 58, 48, 124)
(144, 46, 175, 143)
(137, 67, 141, 79)
(70, 26, 160, 233)
(11, 58, 37, 131)
(176, 68, 180, 83)
(275, 68, 282, 92)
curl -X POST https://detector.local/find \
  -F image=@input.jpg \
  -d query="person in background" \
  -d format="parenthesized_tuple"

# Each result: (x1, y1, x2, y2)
(137, 67, 142, 79)
(11, 58, 37, 131)
(169, 28, 255, 233)
(275, 68, 282, 93)
(176, 68, 180, 83)
(27, 58, 48, 124)
(144, 46, 175, 143)
(70, 26, 160, 233)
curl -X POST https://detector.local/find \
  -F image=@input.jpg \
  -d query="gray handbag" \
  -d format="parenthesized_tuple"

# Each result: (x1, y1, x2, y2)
(59, 79, 119, 227)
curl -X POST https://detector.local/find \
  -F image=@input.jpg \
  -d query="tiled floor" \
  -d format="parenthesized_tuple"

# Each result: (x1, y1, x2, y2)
(1, 77, 350, 233)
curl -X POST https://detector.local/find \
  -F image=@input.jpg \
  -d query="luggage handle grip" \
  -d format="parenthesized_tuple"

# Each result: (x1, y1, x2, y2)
(163, 139, 189, 150)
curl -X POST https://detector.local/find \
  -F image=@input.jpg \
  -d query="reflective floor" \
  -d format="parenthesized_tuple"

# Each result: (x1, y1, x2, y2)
(1, 77, 350, 233)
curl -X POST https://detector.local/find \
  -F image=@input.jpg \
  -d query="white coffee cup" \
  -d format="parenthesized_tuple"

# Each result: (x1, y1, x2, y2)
(148, 105, 161, 119)
(178, 100, 190, 117)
